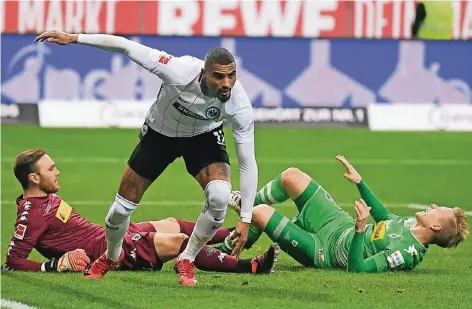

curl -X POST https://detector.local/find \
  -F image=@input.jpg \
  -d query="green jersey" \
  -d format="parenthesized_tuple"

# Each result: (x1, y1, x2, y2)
(334, 216, 428, 272)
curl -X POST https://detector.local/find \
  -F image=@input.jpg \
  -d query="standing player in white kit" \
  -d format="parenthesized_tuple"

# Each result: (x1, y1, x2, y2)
(35, 30, 258, 287)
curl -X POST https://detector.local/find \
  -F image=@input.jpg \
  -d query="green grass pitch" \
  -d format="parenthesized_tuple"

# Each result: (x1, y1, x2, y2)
(1, 125, 471, 309)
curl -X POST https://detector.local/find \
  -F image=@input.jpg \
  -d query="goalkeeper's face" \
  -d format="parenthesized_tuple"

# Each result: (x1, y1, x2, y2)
(33, 154, 61, 194)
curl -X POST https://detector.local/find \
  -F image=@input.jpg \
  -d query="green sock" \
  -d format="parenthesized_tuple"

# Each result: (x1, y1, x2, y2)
(254, 174, 289, 206)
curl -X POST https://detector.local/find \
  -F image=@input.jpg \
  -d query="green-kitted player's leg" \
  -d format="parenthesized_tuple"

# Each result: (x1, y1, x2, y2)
(253, 173, 290, 206)
(263, 208, 316, 267)
(217, 168, 320, 254)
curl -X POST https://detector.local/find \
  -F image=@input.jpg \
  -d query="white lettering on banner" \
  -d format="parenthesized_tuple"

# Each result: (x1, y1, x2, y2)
(240, 0, 300, 37)
(45, 0, 63, 32)
(204, 0, 238, 36)
(18, 0, 44, 33)
(460, 1, 472, 40)
(253, 108, 301, 122)
(158, 1, 199, 36)
(106, 0, 116, 34)
(302, 1, 338, 37)
(85, 0, 102, 33)
(65, 1, 84, 33)
(368, 104, 472, 132)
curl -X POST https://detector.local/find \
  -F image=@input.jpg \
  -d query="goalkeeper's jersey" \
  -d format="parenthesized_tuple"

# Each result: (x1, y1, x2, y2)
(333, 216, 428, 271)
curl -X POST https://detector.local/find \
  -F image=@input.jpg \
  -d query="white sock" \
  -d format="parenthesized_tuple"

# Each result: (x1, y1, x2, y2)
(105, 194, 138, 261)
(178, 209, 224, 262)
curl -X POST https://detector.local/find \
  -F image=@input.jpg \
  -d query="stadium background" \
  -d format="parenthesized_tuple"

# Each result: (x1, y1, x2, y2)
(1, 1, 471, 308)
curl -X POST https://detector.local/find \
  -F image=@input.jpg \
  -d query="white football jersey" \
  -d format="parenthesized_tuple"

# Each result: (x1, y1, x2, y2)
(139, 49, 254, 142)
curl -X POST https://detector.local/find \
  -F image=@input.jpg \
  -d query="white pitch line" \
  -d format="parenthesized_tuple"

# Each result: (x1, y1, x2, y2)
(1, 157, 471, 166)
(408, 204, 472, 216)
(0, 299, 39, 309)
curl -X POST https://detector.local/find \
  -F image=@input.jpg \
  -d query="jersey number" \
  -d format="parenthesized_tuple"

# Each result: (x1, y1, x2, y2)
(213, 130, 225, 146)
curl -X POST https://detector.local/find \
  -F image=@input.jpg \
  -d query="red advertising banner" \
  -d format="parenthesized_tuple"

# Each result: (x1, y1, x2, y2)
(2, 0, 471, 39)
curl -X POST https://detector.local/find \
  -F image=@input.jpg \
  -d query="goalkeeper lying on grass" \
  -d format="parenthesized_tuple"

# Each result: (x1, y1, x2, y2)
(3, 149, 277, 276)
(219, 155, 469, 272)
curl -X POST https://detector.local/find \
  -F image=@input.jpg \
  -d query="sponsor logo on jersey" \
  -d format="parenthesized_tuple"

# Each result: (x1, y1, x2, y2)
(205, 107, 221, 120)
(387, 250, 405, 268)
(55, 200, 72, 223)
(14, 224, 27, 240)
(371, 221, 386, 241)
(404, 245, 418, 256)
(173, 102, 207, 120)
(158, 56, 172, 65)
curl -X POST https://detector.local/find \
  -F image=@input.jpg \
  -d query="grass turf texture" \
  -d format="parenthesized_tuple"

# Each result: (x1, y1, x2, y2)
(1, 125, 471, 309)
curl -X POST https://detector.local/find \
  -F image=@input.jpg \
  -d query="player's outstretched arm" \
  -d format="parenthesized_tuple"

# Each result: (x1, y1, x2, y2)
(336, 155, 391, 222)
(35, 31, 186, 84)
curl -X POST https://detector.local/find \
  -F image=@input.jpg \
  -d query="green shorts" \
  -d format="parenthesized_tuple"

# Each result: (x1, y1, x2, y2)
(291, 180, 355, 267)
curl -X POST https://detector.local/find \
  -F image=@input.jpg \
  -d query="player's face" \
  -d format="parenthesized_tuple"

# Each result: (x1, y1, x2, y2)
(415, 204, 454, 230)
(33, 155, 61, 193)
(203, 62, 236, 102)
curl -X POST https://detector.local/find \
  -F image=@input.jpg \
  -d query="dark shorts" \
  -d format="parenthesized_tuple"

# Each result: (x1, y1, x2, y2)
(120, 222, 163, 271)
(128, 124, 230, 180)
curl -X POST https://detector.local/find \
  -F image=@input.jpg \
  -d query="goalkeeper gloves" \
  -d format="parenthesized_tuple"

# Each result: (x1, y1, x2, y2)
(41, 249, 91, 272)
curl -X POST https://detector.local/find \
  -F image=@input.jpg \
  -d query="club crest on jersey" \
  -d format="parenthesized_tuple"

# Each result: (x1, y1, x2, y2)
(205, 107, 221, 120)
(371, 221, 387, 241)
(141, 124, 148, 137)
(55, 200, 72, 223)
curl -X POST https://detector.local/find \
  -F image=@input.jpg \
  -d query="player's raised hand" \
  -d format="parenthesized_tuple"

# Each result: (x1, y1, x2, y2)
(57, 249, 91, 272)
(336, 155, 362, 184)
(231, 221, 249, 258)
(354, 199, 371, 232)
(34, 30, 78, 45)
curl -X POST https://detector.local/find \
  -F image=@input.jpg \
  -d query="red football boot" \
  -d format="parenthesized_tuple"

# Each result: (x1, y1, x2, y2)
(83, 250, 124, 279)
(174, 258, 197, 287)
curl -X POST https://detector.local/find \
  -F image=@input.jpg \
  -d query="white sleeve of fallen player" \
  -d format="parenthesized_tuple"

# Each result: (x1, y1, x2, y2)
(77, 34, 197, 84)
(235, 140, 258, 223)
(57, 249, 90, 272)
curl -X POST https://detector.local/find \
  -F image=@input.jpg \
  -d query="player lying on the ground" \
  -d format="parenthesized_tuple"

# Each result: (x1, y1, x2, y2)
(4, 149, 277, 275)
(218, 155, 469, 272)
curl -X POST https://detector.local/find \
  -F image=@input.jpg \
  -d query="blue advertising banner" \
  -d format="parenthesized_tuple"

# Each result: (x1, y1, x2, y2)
(1, 35, 471, 107)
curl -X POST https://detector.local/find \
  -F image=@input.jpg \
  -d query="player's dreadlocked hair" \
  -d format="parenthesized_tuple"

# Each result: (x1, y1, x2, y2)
(14, 148, 47, 189)
(436, 207, 469, 248)
(204, 48, 235, 70)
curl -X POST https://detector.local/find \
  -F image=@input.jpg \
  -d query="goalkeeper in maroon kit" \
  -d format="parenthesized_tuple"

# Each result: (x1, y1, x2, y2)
(4, 149, 277, 276)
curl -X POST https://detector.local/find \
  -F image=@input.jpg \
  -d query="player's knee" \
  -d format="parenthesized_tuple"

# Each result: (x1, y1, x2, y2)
(252, 204, 275, 230)
(281, 167, 302, 188)
(205, 180, 232, 218)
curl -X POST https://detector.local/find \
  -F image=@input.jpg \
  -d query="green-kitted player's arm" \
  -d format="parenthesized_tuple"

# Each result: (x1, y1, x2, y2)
(356, 180, 398, 222)
(347, 232, 413, 272)
(347, 232, 380, 272)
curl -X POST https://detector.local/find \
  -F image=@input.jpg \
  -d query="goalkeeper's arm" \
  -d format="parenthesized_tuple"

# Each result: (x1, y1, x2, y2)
(5, 249, 90, 272)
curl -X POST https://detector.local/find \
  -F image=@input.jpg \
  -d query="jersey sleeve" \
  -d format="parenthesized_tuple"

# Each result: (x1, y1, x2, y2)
(4, 208, 48, 271)
(77, 34, 198, 85)
(348, 232, 420, 272)
(356, 180, 400, 222)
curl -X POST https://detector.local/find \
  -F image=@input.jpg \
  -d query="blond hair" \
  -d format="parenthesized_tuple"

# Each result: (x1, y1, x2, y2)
(436, 207, 469, 248)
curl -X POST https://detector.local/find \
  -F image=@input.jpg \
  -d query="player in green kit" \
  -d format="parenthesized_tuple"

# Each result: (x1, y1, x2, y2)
(219, 155, 469, 272)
